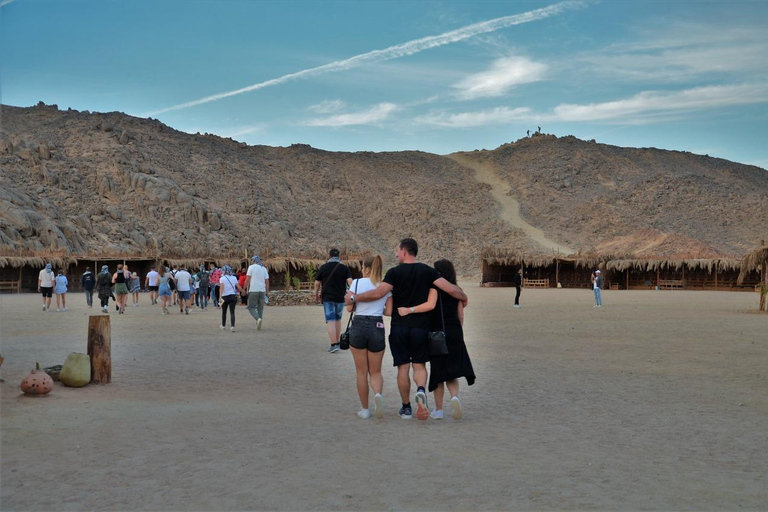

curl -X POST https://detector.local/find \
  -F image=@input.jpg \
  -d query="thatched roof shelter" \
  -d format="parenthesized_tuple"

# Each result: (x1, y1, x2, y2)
(738, 246, 767, 312)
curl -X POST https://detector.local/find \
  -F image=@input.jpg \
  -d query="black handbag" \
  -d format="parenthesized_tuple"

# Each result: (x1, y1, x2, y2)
(339, 280, 358, 351)
(428, 292, 449, 356)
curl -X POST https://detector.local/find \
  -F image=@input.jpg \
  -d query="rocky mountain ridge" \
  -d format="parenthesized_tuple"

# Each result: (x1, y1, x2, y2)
(1, 102, 766, 273)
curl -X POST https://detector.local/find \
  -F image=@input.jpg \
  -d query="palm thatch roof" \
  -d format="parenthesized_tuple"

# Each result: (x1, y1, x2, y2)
(738, 247, 768, 284)
(607, 258, 742, 272)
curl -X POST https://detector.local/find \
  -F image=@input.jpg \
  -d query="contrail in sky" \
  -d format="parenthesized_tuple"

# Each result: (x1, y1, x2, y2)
(145, 0, 588, 116)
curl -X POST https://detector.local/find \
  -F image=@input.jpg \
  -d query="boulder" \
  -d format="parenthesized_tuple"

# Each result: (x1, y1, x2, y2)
(38, 144, 51, 160)
(60, 352, 91, 387)
(118, 130, 129, 145)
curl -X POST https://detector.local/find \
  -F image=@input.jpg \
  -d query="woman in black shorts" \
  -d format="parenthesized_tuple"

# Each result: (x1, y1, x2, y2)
(346, 255, 393, 419)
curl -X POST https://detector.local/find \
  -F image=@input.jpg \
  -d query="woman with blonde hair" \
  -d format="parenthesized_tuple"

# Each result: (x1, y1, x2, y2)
(346, 255, 393, 419)
(157, 266, 174, 315)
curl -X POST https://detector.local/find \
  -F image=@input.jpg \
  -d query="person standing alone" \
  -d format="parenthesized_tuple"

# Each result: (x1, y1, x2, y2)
(514, 268, 523, 308)
(315, 248, 352, 353)
(244, 255, 269, 332)
(593, 270, 604, 308)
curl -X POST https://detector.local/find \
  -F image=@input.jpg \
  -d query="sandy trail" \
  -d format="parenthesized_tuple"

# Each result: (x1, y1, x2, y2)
(1, 287, 767, 510)
(448, 153, 574, 254)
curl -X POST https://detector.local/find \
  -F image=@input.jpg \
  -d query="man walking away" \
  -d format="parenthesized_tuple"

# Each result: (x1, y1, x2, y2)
(594, 270, 604, 308)
(198, 266, 210, 310)
(145, 266, 159, 305)
(514, 268, 523, 308)
(175, 265, 193, 314)
(245, 255, 270, 332)
(81, 267, 95, 309)
(315, 248, 353, 353)
(345, 238, 468, 421)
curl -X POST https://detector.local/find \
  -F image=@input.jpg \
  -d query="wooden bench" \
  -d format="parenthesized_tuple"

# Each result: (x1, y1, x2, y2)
(658, 279, 685, 290)
(0, 280, 21, 293)
(523, 278, 550, 288)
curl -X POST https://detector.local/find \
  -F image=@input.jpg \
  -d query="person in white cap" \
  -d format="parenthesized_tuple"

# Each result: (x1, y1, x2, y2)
(593, 270, 604, 307)
(244, 255, 270, 331)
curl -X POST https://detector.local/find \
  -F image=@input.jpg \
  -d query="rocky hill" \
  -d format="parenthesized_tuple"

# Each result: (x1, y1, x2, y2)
(1, 103, 766, 273)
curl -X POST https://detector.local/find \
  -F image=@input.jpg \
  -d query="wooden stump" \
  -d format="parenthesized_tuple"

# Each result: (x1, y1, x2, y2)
(87, 316, 111, 384)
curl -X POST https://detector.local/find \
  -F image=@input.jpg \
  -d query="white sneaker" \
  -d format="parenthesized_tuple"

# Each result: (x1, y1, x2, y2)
(220, 325, 225, 330)
(373, 393, 384, 419)
(63, 307, 67, 311)
(230, 327, 235, 332)
(430, 409, 444, 420)
(450, 396, 463, 420)
(42, 305, 46, 311)
(357, 408, 371, 419)
(56, 308, 60, 312)
(514, 305, 521, 308)
(256, 318, 263, 331)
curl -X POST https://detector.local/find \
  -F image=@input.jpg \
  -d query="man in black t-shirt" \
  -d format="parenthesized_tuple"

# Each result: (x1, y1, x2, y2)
(345, 238, 467, 421)
(315, 248, 353, 353)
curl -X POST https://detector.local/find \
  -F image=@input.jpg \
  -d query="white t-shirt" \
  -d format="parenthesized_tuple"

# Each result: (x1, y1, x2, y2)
(350, 278, 391, 317)
(175, 270, 192, 292)
(220, 274, 239, 296)
(39, 269, 54, 287)
(146, 270, 159, 286)
(246, 264, 269, 293)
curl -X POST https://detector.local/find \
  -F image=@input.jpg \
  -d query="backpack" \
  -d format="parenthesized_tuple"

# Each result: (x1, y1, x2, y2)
(169, 270, 177, 290)
(199, 271, 210, 287)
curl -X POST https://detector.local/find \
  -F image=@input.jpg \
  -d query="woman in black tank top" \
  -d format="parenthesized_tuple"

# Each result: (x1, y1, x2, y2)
(112, 264, 130, 314)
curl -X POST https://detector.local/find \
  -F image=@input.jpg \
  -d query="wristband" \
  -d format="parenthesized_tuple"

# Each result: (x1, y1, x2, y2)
(350, 294, 355, 303)
(410, 307, 415, 314)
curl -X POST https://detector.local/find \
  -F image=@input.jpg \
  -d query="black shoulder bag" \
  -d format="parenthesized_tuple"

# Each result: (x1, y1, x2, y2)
(428, 292, 449, 356)
(339, 280, 358, 351)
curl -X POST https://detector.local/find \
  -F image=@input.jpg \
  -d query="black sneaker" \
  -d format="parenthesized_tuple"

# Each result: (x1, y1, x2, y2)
(399, 405, 413, 420)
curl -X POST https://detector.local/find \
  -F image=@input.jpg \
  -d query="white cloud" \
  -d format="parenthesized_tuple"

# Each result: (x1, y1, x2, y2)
(143, 1, 589, 116)
(307, 99, 347, 114)
(550, 84, 768, 122)
(453, 56, 547, 99)
(415, 83, 768, 127)
(303, 103, 399, 127)
(580, 23, 768, 83)
(415, 106, 531, 127)
(220, 124, 267, 138)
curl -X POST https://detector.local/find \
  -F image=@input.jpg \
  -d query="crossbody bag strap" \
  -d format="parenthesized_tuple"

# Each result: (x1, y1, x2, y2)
(438, 290, 445, 332)
(344, 279, 359, 331)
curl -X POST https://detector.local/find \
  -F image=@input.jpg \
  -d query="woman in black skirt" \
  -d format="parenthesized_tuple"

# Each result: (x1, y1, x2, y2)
(427, 259, 475, 420)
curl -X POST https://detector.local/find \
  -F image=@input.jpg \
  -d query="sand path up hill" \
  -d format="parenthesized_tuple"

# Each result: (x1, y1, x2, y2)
(448, 153, 574, 254)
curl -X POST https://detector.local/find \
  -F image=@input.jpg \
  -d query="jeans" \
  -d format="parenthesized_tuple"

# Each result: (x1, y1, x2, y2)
(515, 286, 521, 305)
(594, 288, 602, 306)
(85, 289, 93, 307)
(248, 292, 266, 321)
(199, 286, 209, 309)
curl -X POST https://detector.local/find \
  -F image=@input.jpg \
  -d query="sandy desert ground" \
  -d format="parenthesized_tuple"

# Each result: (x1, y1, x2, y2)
(1, 286, 767, 511)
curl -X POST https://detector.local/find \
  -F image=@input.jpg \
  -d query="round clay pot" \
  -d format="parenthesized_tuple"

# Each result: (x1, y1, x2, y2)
(20, 367, 54, 396)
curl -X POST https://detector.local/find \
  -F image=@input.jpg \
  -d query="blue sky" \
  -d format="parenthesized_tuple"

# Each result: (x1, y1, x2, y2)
(2, 0, 767, 168)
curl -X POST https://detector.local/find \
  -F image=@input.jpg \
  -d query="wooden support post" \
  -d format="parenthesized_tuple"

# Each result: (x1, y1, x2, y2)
(555, 259, 560, 287)
(18, 266, 23, 293)
(714, 262, 718, 289)
(87, 315, 112, 384)
(657, 268, 660, 288)
(626, 269, 629, 290)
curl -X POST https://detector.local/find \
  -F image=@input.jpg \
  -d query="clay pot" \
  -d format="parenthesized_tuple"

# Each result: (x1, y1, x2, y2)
(20, 363, 54, 396)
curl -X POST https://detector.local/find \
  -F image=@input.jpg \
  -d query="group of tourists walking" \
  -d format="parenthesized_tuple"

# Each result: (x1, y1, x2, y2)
(39, 258, 271, 333)
(315, 240, 476, 421)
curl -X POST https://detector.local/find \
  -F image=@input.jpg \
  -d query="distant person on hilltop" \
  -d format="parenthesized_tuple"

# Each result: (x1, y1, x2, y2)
(315, 248, 353, 353)
(245, 255, 270, 332)
(345, 238, 468, 421)
(514, 267, 523, 308)
(527, 129, 530, 137)
(81, 266, 95, 309)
